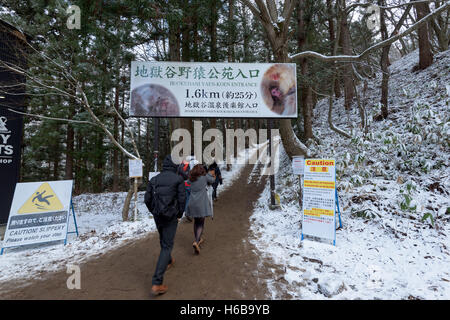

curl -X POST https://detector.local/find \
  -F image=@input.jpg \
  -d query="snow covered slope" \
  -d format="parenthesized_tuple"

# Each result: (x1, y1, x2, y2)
(250, 49, 450, 300)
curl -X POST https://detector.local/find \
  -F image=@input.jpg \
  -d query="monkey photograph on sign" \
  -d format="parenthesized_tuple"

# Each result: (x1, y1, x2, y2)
(260, 64, 296, 116)
(130, 83, 180, 117)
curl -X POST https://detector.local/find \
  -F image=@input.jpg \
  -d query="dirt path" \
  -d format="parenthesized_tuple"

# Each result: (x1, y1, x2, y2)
(0, 164, 273, 300)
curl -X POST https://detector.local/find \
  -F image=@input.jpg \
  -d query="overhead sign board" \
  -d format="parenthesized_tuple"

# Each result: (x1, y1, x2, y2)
(130, 61, 297, 119)
(301, 159, 336, 243)
(2, 180, 74, 249)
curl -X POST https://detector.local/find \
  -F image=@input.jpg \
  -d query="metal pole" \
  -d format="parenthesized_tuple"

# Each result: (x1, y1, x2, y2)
(154, 118, 159, 172)
(268, 119, 275, 206)
(134, 178, 138, 221)
(299, 175, 303, 211)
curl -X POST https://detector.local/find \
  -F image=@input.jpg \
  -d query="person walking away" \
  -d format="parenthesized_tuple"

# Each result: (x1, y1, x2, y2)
(185, 164, 215, 254)
(177, 157, 192, 222)
(145, 155, 186, 296)
(208, 162, 223, 201)
(188, 155, 198, 170)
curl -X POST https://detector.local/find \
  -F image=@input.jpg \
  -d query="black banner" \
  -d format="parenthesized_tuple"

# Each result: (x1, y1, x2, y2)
(0, 22, 27, 225)
(0, 107, 23, 224)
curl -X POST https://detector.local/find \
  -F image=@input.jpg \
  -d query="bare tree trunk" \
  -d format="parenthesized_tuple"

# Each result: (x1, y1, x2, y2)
(339, 0, 355, 111)
(379, 0, 413, 119)
(64, 101, 75, 180)
(416, 2, 434, 69)
(120, 91, 125, 188)
(210, 0, 219, 62)
(429, 4, 449, 51)
(298, 0, 313, 141)
(241, 4, 251, 62)
(228, 0, 235, 62)
(112, 86, 120, 191)
(241, 0, 310, 158)
(122, 183, 134, 221)
(326, 0, 341, 98)
(379, 0, 390, 119)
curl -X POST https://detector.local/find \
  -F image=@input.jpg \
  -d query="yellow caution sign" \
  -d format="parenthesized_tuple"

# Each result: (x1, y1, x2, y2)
(18, 183, 64, 214)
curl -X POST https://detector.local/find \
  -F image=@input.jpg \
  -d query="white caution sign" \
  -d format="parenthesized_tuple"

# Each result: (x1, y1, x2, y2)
(2, 180, 74, 249)
(292, 156, 304, 175)
(301, 159, 336, 243)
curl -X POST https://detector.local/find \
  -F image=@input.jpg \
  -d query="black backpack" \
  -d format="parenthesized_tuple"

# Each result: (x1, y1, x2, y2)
(149, 175, 178, 219)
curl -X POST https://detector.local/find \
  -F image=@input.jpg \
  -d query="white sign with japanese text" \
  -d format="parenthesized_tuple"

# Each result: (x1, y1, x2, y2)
(129, 159, 143, 178)
(130, 61, 297, 119)
(292, 156, 304, 175)
(2, 180, 73, 249)
(302, 159, 336, 243)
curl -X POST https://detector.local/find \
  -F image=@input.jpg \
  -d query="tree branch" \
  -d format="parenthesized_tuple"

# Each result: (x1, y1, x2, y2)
(77, 84, 139, 160)
(266, 0, 278, 23)
(240, 0, 263, 20)
(289, 1, 449, 62)
(5, 107, 97, 126)
(347, 0, 440, 13)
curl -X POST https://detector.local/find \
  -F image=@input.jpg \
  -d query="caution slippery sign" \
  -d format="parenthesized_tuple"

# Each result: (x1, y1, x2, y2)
(1, 180, 75, 253)
(18, 183, 64, 213)
(301, 159, 337, 244)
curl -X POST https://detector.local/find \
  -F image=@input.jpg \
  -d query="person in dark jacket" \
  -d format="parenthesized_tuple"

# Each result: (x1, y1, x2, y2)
(208, 162, 223, 201)
(144, 155, 185, 296)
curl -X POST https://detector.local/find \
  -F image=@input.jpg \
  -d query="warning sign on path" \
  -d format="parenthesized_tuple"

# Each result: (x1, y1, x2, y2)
(2, 180, 74, 250)
(18, 183, 64, 213)
(302, 159, 336, 244)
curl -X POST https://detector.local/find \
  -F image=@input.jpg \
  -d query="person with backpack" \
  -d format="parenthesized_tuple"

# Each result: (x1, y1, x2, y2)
(208, 162, 223, 201)
(144, 155, 186, 296)
(185, 164, 215, 254)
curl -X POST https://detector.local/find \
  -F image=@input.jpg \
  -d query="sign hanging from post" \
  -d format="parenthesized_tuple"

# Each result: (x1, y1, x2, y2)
(1, 180, 74, 251)
(130, 61, 297, 119)
(301, 159, 337, 245)
(292, 156, 304, 175)
(129, 159, 143, 178)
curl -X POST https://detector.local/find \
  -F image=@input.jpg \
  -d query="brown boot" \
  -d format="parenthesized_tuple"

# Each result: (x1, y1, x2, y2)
(151, 284, 168, 296)
(192, 241, 200, 254)
(166, 258, 175, 271)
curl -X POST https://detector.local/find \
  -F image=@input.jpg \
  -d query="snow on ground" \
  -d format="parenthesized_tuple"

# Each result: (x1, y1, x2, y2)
(217, 143, 261, 197)
(0, 191, 155, 285)
(0, 149, 255, 286)
(249, 49, 450, 300)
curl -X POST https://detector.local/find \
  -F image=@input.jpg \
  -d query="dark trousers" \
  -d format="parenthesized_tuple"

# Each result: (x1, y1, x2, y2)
(212, 186, 218, 200)
(185, 186, 191, 212)
(152, 215, 178, 285)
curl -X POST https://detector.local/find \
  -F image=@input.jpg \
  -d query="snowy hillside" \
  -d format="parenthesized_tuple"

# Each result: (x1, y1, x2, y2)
(250, 49, 450, 300)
